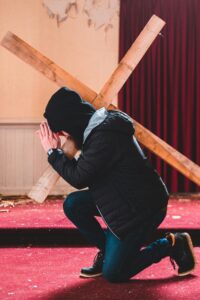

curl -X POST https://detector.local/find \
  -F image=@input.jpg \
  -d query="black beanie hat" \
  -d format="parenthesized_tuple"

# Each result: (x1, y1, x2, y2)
(43, 87, 96, 148)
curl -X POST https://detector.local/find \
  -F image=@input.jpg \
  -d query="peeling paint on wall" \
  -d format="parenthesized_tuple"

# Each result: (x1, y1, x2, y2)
(42, 0, 119, 30)
(42, 0, 78, 25)
(83, 0, 119, 31)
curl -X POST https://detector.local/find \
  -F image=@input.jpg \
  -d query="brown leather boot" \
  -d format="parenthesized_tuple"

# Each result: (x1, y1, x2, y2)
(166, 232, 196, 276)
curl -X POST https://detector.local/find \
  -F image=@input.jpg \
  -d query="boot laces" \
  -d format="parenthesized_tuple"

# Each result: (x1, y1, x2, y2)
(166, 232, 176, 270)
(170, 257, 176, 270)
(93, 251, 103, 267)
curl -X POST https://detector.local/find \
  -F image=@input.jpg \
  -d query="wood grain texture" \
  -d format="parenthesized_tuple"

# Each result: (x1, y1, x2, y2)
(1, 15, 200, 202)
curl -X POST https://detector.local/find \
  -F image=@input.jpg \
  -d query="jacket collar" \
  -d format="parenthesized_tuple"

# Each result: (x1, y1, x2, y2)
(83, 107, 108, 143)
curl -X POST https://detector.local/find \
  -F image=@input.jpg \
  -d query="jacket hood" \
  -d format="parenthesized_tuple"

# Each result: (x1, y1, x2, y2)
(99, 110, 134, 135)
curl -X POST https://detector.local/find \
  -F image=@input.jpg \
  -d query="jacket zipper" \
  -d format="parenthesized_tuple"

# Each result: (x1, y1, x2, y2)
(96, 204, 120, 240)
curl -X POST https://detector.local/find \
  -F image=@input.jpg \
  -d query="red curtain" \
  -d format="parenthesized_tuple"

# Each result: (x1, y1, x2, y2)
(119, 0, 200, 193)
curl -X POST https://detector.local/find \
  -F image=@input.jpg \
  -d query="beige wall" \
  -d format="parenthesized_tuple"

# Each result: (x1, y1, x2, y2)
(0, 0, 119, 120)
(0, 121, 77, 195)
(0, 0, 119, 195)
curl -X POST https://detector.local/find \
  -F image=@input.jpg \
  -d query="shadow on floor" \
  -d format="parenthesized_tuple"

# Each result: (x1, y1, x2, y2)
(29, 274, 198, 300)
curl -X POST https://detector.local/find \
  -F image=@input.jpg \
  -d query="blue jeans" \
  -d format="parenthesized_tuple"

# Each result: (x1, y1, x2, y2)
(63, 190, 171, 283)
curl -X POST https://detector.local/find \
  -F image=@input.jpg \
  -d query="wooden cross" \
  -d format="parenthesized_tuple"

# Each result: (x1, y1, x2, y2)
(1, 15, 200, 203)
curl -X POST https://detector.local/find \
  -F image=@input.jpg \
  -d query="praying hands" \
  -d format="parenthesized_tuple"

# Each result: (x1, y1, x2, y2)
(36, 121, 61, 153)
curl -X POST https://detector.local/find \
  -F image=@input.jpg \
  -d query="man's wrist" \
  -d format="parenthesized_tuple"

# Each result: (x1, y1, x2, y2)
(47, 148, 63, 156)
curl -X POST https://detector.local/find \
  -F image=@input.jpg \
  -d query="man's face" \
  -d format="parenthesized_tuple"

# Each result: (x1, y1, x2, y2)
(57, 130, 78, 149)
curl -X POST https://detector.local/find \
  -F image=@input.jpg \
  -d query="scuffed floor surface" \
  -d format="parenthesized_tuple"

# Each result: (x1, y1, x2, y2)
(0, 247, 199, 300)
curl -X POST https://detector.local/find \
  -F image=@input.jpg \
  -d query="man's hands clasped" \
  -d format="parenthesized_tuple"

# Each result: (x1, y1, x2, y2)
(36, 121, 61, 153)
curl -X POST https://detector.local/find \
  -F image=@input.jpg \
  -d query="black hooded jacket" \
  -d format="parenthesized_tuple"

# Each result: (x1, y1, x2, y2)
(47, 109, 169, 239)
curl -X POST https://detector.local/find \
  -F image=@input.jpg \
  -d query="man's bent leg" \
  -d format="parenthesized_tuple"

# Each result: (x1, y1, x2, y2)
(103, 230, 171, 283)
(102, 212, 171, 283)
(63, 190, 106, 251)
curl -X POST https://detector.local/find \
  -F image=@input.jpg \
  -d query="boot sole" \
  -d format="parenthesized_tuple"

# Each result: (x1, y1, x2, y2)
(79, 272, 103, 278)
(178, 232, 196, 276)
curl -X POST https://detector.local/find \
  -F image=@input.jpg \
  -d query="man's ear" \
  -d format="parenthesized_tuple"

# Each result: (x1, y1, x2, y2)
(58, 131, 70, 137)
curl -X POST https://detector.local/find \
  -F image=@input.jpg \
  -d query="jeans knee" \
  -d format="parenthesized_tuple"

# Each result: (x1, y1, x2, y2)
(63, 192, 80, 219)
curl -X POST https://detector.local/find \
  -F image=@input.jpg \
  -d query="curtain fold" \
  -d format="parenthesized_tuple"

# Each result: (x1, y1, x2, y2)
(119, 0, 200, 192)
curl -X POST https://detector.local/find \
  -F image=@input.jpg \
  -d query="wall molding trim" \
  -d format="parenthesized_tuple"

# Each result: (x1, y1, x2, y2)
(0, 118, 43, 124)
(0, 121, 74, 196)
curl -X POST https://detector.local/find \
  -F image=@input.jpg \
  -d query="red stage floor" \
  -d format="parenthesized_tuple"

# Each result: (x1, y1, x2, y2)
(0, 246, 199, 300)
(1, 198, 200, 230)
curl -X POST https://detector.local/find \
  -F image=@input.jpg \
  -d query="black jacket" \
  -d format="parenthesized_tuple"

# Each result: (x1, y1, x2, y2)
(48, 110, 169, 239)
